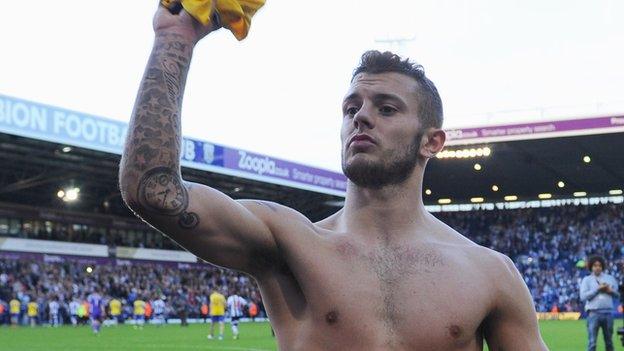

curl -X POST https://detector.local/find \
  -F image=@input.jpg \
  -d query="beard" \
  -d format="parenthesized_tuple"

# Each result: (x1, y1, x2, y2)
(342, 134, 422, 189)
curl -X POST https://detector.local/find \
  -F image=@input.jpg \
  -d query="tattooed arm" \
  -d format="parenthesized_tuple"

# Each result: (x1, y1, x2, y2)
(483, 254, 549, 351)
(119, 5, 286, 275)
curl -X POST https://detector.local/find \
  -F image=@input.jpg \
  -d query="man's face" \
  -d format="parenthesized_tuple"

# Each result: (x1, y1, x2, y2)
(341, 72, 423, 189)
(592, 261, 603, 275)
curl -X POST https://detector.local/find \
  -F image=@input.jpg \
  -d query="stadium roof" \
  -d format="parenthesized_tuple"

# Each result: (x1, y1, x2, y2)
(0, 132, 344, 222)
(1, 94, 623, 221)
(0, 94, 344, 221)
(424, 116, 624, 206)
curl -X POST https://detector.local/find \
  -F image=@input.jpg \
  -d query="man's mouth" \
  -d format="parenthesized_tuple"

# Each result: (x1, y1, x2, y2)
(348, 134, 376, 148)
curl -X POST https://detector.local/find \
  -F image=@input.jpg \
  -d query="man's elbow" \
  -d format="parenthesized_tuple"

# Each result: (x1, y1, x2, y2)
(119, 184, 136, 208)
(118, 169, 141, 213)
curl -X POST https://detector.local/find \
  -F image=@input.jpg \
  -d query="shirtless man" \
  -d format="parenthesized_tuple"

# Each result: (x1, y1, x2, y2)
(119, 4, 548, 350)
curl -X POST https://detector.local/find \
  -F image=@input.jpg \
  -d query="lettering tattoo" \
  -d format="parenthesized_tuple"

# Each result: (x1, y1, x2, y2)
(162, 57, 181, 105)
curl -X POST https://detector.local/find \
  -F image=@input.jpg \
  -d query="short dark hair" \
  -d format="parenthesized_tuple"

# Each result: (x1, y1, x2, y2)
(588, 255, 606, 270)
(352, 50, 443, 129)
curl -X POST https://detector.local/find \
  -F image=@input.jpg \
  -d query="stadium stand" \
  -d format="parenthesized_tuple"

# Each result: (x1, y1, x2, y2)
(437, 202, 623, 313)
(1, 202, 622, 327)
(1, 95, 624, 327)
(0, 257, 265, 326)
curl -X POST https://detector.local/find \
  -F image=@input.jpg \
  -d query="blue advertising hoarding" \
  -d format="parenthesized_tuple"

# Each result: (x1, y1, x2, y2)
(0, 94, 346, 196)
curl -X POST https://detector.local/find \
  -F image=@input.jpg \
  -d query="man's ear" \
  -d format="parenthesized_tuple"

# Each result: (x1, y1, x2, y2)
(419, 128, 446, 159)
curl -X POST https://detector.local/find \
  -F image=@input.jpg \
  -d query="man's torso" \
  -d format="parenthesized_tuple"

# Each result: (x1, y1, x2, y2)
(210, 293, 226, 316)
(134, 300, 145, 315)
(110, 300, 122, 315)
(10, 300, 19, 314)
(256, 214, 501, 350)
(27, 302, 38, 316)
(582, 273, 617, 311)
(227, 295, 246, 317)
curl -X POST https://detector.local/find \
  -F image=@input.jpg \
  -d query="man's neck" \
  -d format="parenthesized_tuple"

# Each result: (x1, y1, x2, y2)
(339, 174, 431, 242)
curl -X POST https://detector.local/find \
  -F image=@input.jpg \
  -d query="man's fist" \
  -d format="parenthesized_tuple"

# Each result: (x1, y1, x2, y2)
(153, 1, 221, 45)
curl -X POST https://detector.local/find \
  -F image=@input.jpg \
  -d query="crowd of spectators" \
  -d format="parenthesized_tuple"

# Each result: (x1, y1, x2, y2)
(0, 259, 265, 326)
(0, 202, 622, 326)
(437, 202, 624, 312)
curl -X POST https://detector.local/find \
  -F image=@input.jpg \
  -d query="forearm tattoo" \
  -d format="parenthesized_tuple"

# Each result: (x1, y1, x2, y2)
(120, 33, 198, 229)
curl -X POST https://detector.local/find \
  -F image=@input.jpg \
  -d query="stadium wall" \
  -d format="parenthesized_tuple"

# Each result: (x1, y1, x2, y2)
(0, 237, 202, 267)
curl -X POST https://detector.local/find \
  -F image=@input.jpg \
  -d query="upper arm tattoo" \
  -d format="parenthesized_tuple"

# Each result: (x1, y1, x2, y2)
(137, 167, 199, 229)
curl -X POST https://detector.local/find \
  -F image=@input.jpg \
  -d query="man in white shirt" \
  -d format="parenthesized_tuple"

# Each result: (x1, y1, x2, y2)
(48, 296, 60, 327)
(68, 297, 80, 326)
(226, 292, 247, 340)
(152, 296, 167, 326)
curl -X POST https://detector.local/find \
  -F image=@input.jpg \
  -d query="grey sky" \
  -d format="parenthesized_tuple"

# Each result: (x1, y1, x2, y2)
(1, 0, 622, 171)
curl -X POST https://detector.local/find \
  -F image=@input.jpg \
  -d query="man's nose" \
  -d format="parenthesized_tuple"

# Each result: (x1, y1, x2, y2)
(353, 103, 374, 130)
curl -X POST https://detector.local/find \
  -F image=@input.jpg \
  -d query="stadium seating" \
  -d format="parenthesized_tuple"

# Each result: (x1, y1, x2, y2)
(0, 259, 264, 325)
(0, 202, 622, 326)
(436, 203, 623, 312)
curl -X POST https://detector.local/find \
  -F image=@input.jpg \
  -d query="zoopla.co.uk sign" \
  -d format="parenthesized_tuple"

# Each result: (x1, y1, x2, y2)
(0, 94, 346, 196)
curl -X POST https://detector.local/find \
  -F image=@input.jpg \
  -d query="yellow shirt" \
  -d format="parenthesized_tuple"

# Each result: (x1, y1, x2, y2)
(134, 300, 146, 315)
(27, 302, 38, 317)
(110, 299, 122, 316)
(209, 292, 226, 316)
(10, 299, 20, 314)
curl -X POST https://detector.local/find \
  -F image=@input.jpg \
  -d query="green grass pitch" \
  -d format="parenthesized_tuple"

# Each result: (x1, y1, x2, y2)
(0, 320, 621, 350)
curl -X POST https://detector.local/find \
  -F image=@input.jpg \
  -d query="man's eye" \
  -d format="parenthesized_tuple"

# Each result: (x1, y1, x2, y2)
(345, 107, 359, 116)
(380, 106, 397, 115)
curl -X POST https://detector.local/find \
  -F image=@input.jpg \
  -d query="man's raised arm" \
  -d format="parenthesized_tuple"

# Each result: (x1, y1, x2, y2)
(119, 5, 285, 275)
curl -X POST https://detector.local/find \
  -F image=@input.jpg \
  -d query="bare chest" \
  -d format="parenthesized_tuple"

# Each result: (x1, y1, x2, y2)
(282, 238, 491, 349)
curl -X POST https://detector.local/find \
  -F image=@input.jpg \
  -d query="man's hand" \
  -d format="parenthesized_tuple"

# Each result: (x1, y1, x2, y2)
(598, 283, 609, 292)
(153, 2, 221, 45)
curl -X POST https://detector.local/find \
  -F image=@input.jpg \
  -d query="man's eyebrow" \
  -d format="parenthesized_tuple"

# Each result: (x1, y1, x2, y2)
(373, 93, 407, 109)
(342, 93, 360, 104)
(342, 92, 408, 109)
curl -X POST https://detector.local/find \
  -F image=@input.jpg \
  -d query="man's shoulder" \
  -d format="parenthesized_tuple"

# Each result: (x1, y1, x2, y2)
(432, 221, 509, 266)
(448, 241, 519, 282)
(239, 199, 320, 235)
